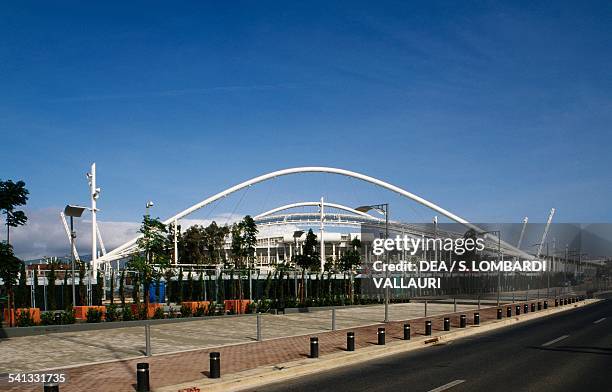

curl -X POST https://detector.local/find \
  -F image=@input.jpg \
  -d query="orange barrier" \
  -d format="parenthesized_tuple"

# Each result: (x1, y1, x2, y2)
(224, 299, 251, 314)
(131, 303, 162, 319)
(3, 308, 41, 325)
(74, 306, 106, 320)
(181, 301, 210, 313)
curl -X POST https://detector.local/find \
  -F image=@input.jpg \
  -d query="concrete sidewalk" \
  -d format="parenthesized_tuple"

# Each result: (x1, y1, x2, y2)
(0, 301, 477, 373)
(0, 298, 582, 392)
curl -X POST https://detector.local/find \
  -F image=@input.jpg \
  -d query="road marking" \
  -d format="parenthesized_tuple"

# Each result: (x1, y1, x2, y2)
(542, 335, 569, 347)
(594, 317, 606, 324)
(428, 379, 466, 392)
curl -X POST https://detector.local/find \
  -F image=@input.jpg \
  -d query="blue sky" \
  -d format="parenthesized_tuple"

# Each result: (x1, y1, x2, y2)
(1, 1, 611, 256)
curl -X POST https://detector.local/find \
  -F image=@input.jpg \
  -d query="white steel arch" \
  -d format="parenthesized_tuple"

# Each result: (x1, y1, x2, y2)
(254, 201, 383, 221)
(100, 166, 532, 262)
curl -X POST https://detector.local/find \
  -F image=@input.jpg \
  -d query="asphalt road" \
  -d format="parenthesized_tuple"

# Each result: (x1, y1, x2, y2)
(253, 300, 612, 392)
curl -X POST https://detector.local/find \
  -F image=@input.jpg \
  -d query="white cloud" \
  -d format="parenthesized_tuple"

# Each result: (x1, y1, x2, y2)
(7, 209, 287, 260)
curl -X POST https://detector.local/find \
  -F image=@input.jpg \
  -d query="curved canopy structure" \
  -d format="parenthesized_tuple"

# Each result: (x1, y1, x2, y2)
(99, 166, 533, 262)
(254, 201, 383, 221)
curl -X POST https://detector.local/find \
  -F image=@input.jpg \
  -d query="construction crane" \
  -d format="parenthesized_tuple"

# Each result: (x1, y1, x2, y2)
(536, 208, 555, 259)
(517, 217, 528, 250)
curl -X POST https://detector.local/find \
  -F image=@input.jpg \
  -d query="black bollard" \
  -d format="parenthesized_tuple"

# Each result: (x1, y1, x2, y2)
(515, 305, 521, 315)
(377, 327, 386, 345)
(403, 323, 411, 340)
(537, 302, 542, 311)
(497, 308, 502, 320)
(460, 314, 466, 328)
(310, 337, 319, 358)
(425, 320, 432, 335)
(474, 312, 480, 325)
(444, 317, 450, 331)
(44, 383, 59, 392)
(555, 299, 559, 307)
(347, 332, 355, 351)
(564, 298, 568, 305)
(544, 300, 548, 309)
(531, 303, 536, 312)
(507, 306, 512, 317)
(524, 304, 529, 314)
(209, 352, 220, 378)
(136, 362, 150, 391)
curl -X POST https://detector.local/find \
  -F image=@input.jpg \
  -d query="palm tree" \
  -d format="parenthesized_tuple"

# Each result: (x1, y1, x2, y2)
(0, 179, 29, 244)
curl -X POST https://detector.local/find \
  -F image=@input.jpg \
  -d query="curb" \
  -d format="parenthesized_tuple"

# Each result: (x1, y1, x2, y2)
(155, 299, 598, 392)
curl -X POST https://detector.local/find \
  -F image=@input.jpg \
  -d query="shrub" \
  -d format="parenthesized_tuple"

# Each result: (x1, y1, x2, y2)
(137, 305, 148, 320)
(206, 302, 216, 316)
(40, 311, 55, 326)
(62, 307, 76, 324)
(122, 306, 134, 321)
(258, 299, 272, 313)
(16, 309, 36, 327)
(153, 307, 165, 319)
(180, 304, 192, 318)
(105, 304, 120, 322)
(246, 302, 257, 314)
(86, 308, 103, 323)
(194, 305, 206, 317)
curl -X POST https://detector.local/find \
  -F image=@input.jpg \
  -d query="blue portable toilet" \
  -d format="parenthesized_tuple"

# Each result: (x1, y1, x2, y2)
(149, 281, 166, 303)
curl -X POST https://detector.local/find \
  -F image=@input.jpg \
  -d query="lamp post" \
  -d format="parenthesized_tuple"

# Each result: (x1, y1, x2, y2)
(63, 205, 88, 306)
(356, 204, 389, 322)
(146, 201, 154, 217)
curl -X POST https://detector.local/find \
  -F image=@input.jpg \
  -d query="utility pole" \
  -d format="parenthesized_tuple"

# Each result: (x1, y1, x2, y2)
(88, 163, 99, 279)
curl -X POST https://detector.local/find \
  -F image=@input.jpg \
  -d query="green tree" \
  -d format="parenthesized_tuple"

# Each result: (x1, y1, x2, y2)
(187, 271, 193, 301)
(95, 270, 103, 305)
(180, 225, 206, 264)
(164, 268, 174, 304)
(0, 242, 21, 326)
(33, 268, 40, 308)
(78, 261, 85, 305)
(339, 238, 361, 302)
(119, 269, 125, 306)
(198, 271, 204, 300)
(109, 269, 115, 305)
(177, 267, 184, 303)
(294, 229, 320, 302)
(62, 267, 70, 308)
(47, 261, 57, 310)
(0, 179, 29, 244)
(16, 261, 27, 308)
(129, 215, 170, 308)
(203, 221, 230, 264)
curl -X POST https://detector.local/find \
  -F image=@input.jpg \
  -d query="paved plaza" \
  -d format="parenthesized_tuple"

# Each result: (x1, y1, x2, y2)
(0, 302, 480, 373)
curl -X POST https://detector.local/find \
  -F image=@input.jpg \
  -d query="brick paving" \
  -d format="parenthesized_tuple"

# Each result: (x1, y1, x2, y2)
(0, 299, 557, 392)
(0, 302, 478, 373)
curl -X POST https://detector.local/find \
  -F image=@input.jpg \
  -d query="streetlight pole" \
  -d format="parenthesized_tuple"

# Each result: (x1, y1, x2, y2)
(64, 205, 88, 306)
(70, 216, 76, 306)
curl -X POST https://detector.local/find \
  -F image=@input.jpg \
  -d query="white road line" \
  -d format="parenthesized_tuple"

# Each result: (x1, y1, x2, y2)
(594, 317, 606, 324)
(428, 379, 466, 392)
(542, 335, 569, 347)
